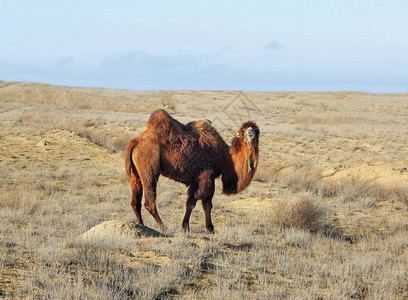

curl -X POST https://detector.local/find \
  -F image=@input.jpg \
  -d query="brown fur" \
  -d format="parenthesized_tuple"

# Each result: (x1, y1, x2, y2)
(125, 109, 260, 232)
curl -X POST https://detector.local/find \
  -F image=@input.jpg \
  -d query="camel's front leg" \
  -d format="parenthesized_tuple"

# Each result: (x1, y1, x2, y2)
(202, 198, 214, 233)
(183, 172, 215, 233)
(182, 194, 196, 232)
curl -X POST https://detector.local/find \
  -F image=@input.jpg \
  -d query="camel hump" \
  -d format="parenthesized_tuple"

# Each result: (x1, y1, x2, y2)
(186, 119, 226, 150)
(185, 119, 213, 133)
(147, 109, 173, 130)
(194, 119, 213, 132)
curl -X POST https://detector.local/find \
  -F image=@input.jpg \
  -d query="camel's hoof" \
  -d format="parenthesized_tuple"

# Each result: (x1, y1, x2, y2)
(181, 222, 190, 233)
(206, 226, 215, 234)
(156, 222, 167, 233)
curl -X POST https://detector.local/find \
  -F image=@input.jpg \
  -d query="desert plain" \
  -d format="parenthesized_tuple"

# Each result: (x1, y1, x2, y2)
(0, 80, 407, 299)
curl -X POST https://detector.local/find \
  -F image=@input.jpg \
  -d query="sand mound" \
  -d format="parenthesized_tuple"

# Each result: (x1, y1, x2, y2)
(79, 220, 165, 242)
(324, 163, 408, 186)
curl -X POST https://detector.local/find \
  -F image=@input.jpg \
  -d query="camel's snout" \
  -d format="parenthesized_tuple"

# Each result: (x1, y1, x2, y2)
(246, 127, 256, 143)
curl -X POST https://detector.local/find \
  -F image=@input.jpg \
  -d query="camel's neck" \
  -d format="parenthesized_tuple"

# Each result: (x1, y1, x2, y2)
(231, 142, 258, 193)
(221, 139, 258, 194)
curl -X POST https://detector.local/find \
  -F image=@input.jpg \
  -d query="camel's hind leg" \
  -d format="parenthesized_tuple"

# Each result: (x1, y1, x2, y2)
(132, 146, 166, 231)
(129, 171, 144, 225)
(143, 177, 166, 231)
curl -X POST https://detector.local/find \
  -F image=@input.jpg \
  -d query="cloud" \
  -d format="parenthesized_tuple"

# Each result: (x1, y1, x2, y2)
(264, 41, 283, 51)
(97, 50, 226, 89)
(1, 48, 407, 92)
(0, 50, 231, 90)
(57, 56, 74, 66)
(101, 50, 198, 74)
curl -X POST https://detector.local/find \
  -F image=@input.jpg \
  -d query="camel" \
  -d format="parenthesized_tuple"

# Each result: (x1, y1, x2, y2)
(125, 109, 259, 232)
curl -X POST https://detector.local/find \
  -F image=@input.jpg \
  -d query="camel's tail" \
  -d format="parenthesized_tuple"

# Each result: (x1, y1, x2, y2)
(125, 138, 139, 182)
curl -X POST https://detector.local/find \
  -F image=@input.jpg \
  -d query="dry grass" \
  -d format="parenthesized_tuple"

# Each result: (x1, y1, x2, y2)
(0, 81, 171, 113)
(1, 82, 407, 299)
(76, 128, 133, 154)
(271, 196, 326, 231)
(16, 113, 133, 155)
(279, 163, 408, 206)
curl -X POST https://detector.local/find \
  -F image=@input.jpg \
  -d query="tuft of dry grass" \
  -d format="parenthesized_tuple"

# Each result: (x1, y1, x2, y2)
(271, 196, 326, 231)
(0, 189, 45, 217)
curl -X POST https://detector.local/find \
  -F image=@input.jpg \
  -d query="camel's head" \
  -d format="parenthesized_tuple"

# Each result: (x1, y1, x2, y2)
(236, 121, 260, 148)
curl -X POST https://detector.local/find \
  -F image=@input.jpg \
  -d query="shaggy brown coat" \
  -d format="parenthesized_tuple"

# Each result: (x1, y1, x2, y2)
(125, 109, 259, 232)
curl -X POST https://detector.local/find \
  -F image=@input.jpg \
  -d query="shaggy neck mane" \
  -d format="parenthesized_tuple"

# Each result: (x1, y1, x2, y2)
(221, 128, 259, 195)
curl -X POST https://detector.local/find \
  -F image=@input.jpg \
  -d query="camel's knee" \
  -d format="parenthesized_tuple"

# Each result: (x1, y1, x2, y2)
(202, 200, 213, 210)
(185, 201, 196, 211)
(144, 202, 157, 214)
(144, 202, 153, 211)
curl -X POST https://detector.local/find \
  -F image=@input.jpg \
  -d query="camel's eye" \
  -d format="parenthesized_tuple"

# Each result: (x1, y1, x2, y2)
(241, 130, 245, 135)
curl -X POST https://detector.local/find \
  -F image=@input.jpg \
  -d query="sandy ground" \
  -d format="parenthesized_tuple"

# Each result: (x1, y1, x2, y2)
(0, 81, 407, 298)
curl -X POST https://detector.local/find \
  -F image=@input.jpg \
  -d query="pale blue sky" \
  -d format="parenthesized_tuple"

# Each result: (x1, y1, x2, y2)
(1, 0, 407, 92)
